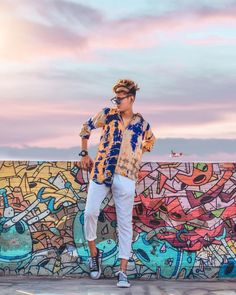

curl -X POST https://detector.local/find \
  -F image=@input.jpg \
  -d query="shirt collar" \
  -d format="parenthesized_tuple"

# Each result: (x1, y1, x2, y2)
(112, 107, 143, 119)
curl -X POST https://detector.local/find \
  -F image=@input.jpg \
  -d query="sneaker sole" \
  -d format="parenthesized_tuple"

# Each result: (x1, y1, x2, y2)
(117, 282, 131, 288)
(90, 270, 101, 280)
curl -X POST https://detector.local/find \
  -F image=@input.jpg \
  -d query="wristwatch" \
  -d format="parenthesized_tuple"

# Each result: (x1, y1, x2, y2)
(79, 149, 88, 157)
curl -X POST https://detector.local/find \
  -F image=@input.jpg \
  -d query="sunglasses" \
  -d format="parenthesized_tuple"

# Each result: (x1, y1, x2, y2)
(110, 94, 131, 105)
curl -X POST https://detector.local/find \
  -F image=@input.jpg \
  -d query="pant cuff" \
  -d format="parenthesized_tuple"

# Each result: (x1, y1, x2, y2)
(118, 256, 130, 260)
(86, 236, 97, 241)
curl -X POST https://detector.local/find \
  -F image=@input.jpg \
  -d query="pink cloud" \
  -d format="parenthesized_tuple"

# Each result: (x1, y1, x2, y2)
(135, 101, 235, 113)
(32, 0, 103, 25)
(0, 98, 106, 119)
(92, 7, 236, 49)
(0, 0, 105, 61)
(0, 112, 84, 148)
(1, 1, 236, 61)
(186, 36, 236, 46)
(0, 99, 111, 148)
(0, 18, 90, 61)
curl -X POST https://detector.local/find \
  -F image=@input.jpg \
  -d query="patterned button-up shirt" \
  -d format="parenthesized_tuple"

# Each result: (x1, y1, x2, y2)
(79, 107, 156, 187)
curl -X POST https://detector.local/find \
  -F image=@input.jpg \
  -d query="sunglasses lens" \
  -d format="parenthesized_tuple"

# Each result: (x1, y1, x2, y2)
(111, 95, 127, 104)
(111, 98, 120, 104)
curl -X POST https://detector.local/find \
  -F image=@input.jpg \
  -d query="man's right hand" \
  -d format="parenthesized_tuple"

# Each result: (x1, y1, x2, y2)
(75, 155, 94, 171)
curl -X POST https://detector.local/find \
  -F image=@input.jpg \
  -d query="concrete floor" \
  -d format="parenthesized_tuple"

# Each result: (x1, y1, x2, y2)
(0, 277, 236, 295)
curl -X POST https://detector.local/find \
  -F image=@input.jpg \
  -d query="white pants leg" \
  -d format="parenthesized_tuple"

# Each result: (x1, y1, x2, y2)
(84, 173, 136, 259)
(84, 179, 110, 241)
(111, 173, 136, 260)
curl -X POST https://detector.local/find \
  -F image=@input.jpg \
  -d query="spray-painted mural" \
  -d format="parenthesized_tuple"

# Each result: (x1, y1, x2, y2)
(0, 161, 235, 279)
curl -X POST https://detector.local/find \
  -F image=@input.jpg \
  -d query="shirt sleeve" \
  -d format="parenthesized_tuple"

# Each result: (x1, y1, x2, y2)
(142, 123, 156, 152)
(79, 107, 110, 139)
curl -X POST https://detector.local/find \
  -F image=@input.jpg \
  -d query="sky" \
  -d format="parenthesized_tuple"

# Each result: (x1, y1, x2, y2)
(0, 0, 236, 162)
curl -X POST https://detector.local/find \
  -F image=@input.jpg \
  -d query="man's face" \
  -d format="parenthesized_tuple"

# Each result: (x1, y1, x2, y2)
(113, 91, 134, 112)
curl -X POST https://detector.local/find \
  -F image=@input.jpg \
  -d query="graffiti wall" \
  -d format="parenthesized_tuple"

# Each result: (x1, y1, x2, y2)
(0, 161, 235, 279)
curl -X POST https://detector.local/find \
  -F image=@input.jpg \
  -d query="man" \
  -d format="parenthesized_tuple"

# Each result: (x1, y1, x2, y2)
(77, 79, 156, 288)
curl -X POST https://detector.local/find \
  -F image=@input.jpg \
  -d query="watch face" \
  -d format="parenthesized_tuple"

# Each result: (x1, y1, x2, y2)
(80, 150, 87, 156)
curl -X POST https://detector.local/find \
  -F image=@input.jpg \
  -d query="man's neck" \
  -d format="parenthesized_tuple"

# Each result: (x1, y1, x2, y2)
(119, 109, 134, 119)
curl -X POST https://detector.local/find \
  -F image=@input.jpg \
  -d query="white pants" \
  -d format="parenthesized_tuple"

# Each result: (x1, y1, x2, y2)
(84, 173, 136, 260)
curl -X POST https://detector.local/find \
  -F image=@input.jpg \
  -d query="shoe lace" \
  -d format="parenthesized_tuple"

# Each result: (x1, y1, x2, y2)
(115, 270, 129, 282)
(90, 256, 98, 271)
